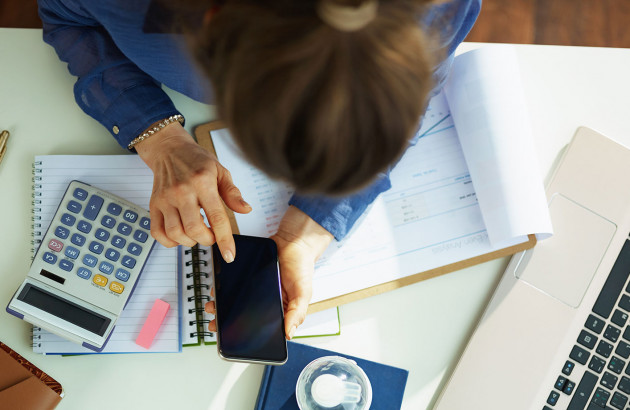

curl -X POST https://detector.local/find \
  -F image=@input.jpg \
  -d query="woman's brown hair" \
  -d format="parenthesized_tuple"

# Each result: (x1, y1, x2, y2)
(194, 0, 436, 195)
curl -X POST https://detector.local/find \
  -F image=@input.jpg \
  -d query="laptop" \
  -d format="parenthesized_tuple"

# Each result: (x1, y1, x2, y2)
(435, 127, 630, 410)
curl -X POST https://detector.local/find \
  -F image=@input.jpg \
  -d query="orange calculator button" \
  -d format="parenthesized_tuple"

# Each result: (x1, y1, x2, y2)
(93, 274, 108, 287)
(110, 282, 124, 294)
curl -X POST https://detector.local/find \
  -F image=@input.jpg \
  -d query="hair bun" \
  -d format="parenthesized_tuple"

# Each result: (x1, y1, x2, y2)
(316, 0, 379, 32)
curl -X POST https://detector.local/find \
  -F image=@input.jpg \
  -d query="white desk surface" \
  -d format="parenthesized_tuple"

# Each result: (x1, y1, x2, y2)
(1, 28, 629, 410)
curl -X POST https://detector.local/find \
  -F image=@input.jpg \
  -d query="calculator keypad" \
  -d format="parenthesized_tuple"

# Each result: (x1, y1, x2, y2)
(39, 183, 153, 301)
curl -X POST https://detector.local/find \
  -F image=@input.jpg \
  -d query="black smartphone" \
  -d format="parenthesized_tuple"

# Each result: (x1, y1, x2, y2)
(212, 234, 287, 365)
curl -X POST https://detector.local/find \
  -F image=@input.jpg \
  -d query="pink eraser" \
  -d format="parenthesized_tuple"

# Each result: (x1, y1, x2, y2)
(135, 299, 170, 349)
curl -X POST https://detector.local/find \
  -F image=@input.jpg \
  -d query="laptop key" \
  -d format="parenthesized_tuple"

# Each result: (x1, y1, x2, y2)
(589, 355, 606, 374)
(604, 324, 621, 343)
(564, 380, 576, 395)
(570, 345, 591, 365)
(623, 326, 630, 342)
(586, 314, 606, 334)
(610, 391, 628, 409)
(568, 371, 597, 410)
(618, 376, 630, 394)
(600, 371, 618, 389)
(612, 309, 629, 327)
(608, 356, 626, 374)
(591, 387, 611, 407)
(598, 340, 614, 358)
(593, 240, 630, 319)
(619, 294, 630, 313)
(615, 341, 630, 359)
(555, 375, 567, 391)
(546, 390, 560, 406)
(578, 330, 598, 349)
(563, 360, 576, 376)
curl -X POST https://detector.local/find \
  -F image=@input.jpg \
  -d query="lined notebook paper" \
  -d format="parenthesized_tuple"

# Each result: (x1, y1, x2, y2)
(31, 155, 181, 354)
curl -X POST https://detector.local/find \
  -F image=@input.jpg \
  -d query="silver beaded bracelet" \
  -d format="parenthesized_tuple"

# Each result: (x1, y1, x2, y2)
(127, 114, 185, 150)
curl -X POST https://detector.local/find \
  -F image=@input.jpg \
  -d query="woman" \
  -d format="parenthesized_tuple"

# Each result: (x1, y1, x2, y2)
(38, 0, 481, 338)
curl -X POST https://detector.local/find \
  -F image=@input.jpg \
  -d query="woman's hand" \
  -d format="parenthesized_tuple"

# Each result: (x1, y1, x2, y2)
(205, 206, 334, 339)
(135, 123, 251, 262)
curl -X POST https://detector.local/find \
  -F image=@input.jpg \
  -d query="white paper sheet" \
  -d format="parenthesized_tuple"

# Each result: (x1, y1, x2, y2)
(209, 46, 552, 304)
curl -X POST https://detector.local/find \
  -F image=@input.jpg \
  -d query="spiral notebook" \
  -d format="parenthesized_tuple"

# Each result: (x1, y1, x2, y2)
(30, 155, 339, 354)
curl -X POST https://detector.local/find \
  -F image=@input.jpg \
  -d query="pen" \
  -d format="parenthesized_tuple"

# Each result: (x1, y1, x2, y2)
(0, 130, 9, 165)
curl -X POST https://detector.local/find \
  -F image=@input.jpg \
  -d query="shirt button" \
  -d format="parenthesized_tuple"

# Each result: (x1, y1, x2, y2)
(112, 125, 119, 134)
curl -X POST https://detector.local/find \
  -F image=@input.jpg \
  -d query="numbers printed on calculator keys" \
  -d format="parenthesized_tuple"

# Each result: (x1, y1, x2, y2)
(39, 183, 153, 297)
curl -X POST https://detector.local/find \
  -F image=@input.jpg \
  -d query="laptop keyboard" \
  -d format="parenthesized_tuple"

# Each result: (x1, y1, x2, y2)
(544, 240, 630, 410)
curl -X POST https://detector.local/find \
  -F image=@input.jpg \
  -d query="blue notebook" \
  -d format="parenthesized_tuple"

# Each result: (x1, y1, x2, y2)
(255, 341, 409, 409)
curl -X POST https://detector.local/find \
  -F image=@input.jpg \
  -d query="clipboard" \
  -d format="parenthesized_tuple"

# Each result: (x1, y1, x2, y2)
(194, 120, 536, 314)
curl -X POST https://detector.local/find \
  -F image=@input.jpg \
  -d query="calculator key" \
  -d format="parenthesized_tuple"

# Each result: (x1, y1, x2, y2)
(95, 228, 110, 241)
(93, 274, 108, 287)
(109, 282, 124, 294)
(115, 268, 130, 282)
(42, 252, 57, 264)
(60, 213, 76, 227)
(101, 215, 116, 229)
(121, 255, 136, 269)
(585, 314, 606, 334)
(117, 223, 132, 236)
(107, 203, 122, 216)
(73, 187, 88, 201)
(105, 248, 120, 262)
(123, 210, 138, 223)
(77, 267, 91, 279)
(111, 235, 126, 249)
(99, 261, 114, 275)
(139, 217, 150, 230)
(88, 241, 104, 254)
(83, 254, 98, 267)
(71, 233, 86, 247)
(59, 259, 74, 272)
(77, 220, 92, 233)
(67, 200, 82, 213)
(48, 239, 64, 253)
(64, 246, 80, 260)
(54, 226, 70, 239)
(127, 243, 142, 256)
(84, 195, 104, 221)
(133, 229, 149, 243)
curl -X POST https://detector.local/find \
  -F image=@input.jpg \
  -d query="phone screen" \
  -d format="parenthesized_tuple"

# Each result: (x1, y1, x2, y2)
(212, 235, 287, 364)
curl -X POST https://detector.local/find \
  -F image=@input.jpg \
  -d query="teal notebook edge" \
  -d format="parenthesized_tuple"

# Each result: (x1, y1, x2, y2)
(255, 341, 408, 409)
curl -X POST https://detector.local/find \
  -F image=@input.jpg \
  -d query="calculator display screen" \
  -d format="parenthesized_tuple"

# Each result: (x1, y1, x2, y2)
(18, 283, 110, 336)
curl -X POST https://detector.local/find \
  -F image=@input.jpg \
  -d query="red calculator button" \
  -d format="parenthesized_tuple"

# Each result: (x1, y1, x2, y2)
(48, 239, 64, 253)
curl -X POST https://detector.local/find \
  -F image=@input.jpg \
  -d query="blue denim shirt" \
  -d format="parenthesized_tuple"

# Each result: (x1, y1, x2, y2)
(39, 0, 481, 240)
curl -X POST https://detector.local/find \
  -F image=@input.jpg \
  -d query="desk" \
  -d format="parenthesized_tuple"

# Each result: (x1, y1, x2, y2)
(1, 28, 630, 409)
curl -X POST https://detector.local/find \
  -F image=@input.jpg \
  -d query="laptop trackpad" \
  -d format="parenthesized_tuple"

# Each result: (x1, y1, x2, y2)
(515, 193, 616, 308)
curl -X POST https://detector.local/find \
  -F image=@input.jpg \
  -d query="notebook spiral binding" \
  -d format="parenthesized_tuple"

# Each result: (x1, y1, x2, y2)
(31, 161, 44, 256)
(31, 162, 45, 349)
(185, 244, 214, 343)
(31, 327, 43, 348)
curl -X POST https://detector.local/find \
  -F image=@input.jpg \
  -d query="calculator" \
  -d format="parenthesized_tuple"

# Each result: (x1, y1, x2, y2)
(7, 181, 156, 351)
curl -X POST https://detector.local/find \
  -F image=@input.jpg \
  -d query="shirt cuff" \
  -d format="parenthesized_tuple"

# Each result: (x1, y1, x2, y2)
(289, 175, 392, 241)
(97, 82, 182, 149)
